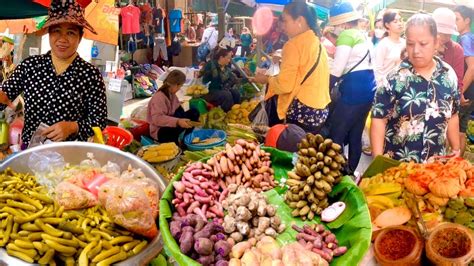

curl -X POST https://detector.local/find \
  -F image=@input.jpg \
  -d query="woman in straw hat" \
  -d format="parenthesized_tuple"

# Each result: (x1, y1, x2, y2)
(0, 0, 107, 148)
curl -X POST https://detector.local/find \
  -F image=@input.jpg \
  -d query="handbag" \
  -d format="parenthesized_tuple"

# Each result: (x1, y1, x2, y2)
(197, 30, 215, 62)
(249, 43, 322, 127)
(331, 50, 370, 102)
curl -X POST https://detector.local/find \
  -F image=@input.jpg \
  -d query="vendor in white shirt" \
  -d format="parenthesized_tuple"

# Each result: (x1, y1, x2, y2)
(201, 21, 219, 50)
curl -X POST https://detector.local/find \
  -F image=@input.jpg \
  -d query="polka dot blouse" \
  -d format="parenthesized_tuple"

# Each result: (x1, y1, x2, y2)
(0, 52, 107, 145)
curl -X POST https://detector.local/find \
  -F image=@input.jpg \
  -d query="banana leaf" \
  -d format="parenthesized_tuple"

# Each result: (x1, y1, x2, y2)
(158, 147, 372, 266)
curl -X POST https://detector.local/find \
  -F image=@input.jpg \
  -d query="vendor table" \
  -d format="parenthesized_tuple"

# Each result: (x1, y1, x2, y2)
(172, 43, 200, 67)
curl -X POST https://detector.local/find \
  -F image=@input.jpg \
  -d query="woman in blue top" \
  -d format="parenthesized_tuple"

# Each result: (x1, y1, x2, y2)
(371, 13, 461, 162)
(327, 1, 376, 173)
(240, 27, 253, 56)
(240, 27, 252, 57)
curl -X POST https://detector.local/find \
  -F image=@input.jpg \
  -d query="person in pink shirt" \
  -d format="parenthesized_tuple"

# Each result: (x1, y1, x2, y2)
(147, 70, 199, 144)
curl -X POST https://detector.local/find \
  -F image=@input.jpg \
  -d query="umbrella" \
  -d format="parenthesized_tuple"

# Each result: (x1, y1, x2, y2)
(83, 0, 119, 45)
(0, 18, 38, 34)
(0, 0, 118, 45)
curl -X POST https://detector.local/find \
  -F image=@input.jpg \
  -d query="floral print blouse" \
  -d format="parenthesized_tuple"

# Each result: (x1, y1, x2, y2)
(372, 57, 460, 162)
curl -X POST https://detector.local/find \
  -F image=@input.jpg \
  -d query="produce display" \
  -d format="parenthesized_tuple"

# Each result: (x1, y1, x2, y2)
(138, 142, 180, 163)
(201, 108, 227, 130)
(183, 147, 225, 163)
(222, 185, 285, 242)
(208, 140, 275, 192)
(186, 84, 209, 97)
(228, 236, 328, 266)
(160, 145, 373, 266)
(225, 100, 259, 125)
(284, 134, 346, 220)
(292, 224, 347, 263)
(226, 124, 258, 145)
(0, 168, 149, 265)
(360, 157, 474, 230)
(172, 162, 225, 221)
(443, 197, 474, 229)
(170, 213, 231, 265)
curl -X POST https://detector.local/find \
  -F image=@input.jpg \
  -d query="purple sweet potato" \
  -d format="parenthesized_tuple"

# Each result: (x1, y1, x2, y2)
(196, 255, 215, 266)
(215, 260, 229, 266)
(179, 231, 194, 254)
(194, 228, 212, 239)
(170, 220, 182, 239)
(194, 238, 214, 255)
(214, 240, 231, 257)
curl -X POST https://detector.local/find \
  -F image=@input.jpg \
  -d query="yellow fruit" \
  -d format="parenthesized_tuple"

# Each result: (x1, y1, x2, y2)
(363, 183, 402, 196)
(366, 195, 395, 209)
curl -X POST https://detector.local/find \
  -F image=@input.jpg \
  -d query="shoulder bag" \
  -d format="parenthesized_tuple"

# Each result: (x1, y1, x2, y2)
(331, 50, 370, 102)
(197, 30, 215, 62)
(249, 42, 323, 127)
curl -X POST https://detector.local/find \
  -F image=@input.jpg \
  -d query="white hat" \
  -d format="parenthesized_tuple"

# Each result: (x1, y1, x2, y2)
(433, 8, 459, 36)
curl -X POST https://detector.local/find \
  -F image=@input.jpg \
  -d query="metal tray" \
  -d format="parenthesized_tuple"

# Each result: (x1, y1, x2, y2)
(0, 142, 168, 266)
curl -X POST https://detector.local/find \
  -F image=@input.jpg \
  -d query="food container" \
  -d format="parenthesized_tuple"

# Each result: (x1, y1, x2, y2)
(0, 142, 168, 266)
(374, 225, 423, 266)
(184, 129, 226, 151)
(426, 222, 474, 266)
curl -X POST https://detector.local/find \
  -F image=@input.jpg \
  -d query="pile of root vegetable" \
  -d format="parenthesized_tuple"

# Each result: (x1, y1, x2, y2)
(165, 137, 353, 266)
(0, 168, 148, 265)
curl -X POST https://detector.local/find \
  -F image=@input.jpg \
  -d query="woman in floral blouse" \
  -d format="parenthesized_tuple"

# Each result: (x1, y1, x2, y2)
(371, 13, 461, 162)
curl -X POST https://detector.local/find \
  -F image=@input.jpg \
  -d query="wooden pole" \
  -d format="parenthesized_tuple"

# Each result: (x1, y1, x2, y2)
(215, 0, 225, 41)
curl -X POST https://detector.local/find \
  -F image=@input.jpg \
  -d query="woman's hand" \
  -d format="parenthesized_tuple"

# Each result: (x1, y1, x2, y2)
(177, 119, 192, 129)
(42, 121, 78, 142)
(251, 73, 269, 84)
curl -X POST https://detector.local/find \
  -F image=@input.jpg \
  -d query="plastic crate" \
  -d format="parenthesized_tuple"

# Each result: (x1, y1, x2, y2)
(361, 155, 401, 178)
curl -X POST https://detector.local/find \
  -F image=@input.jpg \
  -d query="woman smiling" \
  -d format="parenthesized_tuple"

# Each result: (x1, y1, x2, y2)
(0, 0, 107, 147)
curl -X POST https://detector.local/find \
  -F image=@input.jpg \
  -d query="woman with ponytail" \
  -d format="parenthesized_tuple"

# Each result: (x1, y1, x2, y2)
(252, 1, 330, 132)
(147, 70, 199, 144)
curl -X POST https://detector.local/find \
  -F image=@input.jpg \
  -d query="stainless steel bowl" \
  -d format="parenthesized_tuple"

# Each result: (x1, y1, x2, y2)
(0, 142, 168, 266)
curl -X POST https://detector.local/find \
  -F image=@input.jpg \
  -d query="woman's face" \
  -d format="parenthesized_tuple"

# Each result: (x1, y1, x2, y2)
(406, 24, 437, 69)
(218, 51, 233, 66)
(281, 12, 300, 38)
(49, 23, 82, 59)
(385, 14, 404, 35)
(170, 84, 183, 94)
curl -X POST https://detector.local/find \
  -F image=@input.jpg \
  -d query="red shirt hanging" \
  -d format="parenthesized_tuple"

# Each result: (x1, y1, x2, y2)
(121, 5, 141, 34)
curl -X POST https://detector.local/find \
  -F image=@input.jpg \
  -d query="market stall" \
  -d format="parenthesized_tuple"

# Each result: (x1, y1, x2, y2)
(0, 142, 167, 265)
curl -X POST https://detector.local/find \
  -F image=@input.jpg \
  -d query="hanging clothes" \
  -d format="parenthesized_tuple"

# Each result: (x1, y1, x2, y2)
(169, 9, 183, 33)
(121, 5, 141, 34)
(152, 7, 165, 34)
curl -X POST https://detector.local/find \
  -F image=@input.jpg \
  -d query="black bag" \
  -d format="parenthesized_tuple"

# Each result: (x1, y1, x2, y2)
(331, 50, 370, 102)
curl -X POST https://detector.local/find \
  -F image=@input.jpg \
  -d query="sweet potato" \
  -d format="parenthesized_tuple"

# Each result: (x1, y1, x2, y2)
(229, 258, 241, 266)
(215, 240, 231, 257)
(194, 238, 213, 255)
(216, 260, 230, 266)
(170, 220, 182, 239)
(179, 231, 194, 254)
(231, 241, 252, 259)
(196, 255, 215, 266)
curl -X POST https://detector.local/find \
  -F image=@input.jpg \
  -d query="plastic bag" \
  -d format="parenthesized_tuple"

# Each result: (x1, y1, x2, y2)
(55, 181, 98, 210)
(28, 151, 66, 193)
(119, 165, 160, 219)
(98, 179, 158, 238)
(101, 161, 121, 177)
(28, 123, 52, 148)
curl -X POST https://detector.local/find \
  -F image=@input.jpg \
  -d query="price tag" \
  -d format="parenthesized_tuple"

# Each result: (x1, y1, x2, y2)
(108, 78, 122, 92)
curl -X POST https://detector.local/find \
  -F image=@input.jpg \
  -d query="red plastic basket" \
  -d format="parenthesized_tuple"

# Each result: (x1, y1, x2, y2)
(128, 119, 150, 141)
(102, 126, 133, 149)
